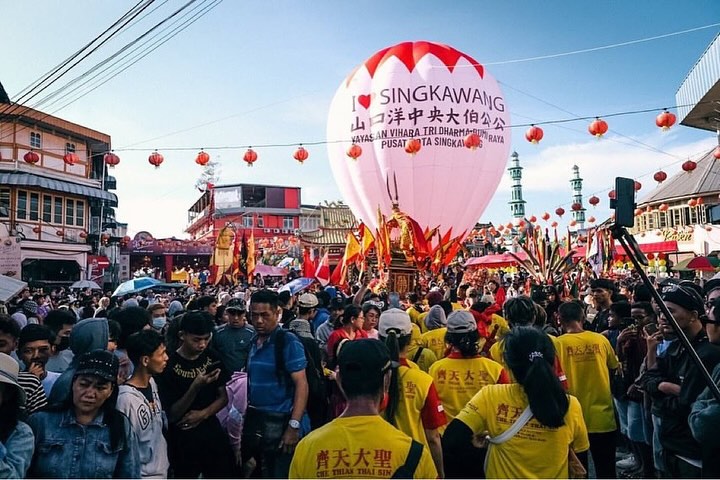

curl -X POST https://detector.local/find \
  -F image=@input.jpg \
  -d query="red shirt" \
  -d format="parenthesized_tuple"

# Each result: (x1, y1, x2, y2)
(326, 328, 369, 365)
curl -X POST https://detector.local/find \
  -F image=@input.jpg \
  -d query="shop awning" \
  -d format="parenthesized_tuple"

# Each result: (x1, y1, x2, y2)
(0, 172, 117, 206)
(465, 251, 528, 268)
(574, 240, 679, 258)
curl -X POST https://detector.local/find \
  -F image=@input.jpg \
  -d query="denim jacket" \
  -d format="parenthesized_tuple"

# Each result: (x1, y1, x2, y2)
(27, 409, 141, 478)
(0, 421, 34, 478)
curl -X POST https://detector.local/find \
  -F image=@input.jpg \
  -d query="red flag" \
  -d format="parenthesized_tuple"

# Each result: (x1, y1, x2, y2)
(315, 250, 330, 286)
(329, 256, 347, 287)
(302, 247, 317, 278)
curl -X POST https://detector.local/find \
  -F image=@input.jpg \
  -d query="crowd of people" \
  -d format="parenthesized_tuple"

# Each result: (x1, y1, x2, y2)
(0, 272, 719, 479)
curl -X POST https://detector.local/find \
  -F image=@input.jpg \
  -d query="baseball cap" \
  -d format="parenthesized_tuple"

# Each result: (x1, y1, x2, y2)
(298, 293, 319, 308)
(337, 339, 395, 382)
(225, 298, 247, 313)
(0, 352, 26, 407)
(659, 284, 705, 315)
(22, 300, 38, 315)
(74, 350, 119, 383)
(447, 310, 477, 334)
(378, 308, 413, 337)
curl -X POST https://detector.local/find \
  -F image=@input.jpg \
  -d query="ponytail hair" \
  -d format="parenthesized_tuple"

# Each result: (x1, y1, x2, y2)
(502, 327, 568, 428)
(381, 331, 401, 426)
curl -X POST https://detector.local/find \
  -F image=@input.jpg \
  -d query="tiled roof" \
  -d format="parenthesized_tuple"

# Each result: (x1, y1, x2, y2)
(298, 203, 357, 246)
(639, 148, 720, 204)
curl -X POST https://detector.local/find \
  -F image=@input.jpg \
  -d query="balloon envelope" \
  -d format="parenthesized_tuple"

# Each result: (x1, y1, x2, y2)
(327, 41, 511, 240)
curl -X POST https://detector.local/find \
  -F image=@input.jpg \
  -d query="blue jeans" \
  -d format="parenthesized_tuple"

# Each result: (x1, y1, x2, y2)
(651, 414, 666, 473)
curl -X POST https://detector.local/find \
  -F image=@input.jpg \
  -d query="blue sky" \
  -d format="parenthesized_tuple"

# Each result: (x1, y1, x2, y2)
(2, 0, 719, 237)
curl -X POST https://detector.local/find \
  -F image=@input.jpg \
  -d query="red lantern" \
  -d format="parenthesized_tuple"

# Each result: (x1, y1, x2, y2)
(655, 110, 676, 131)
(659, 203, 669, 212)
(63, 152, 79, 165)
(79, 231, 87, 239)
(653, 170, 667, 184)
(463, 133, 482, 150)
(148, 151, 164, 169)
(682, 160, 697, 173)
(634, 181, 642, 191)
(122, 235, 131, 244)
(588, 195, 600, 207)
(588, 216, 596, 223)
(195, 150, 210, 166)
(404, 138, 421, 155)
(571, 203, 582, 211)
(243, 148, 258, 167)
(569, 220, 577, 227)
(714, 146, 720, 160)
(56, 230, 64, 237)
(688, 199, 697, 207)
(346, 143, 363, 160)
(506, 222, 513, 229)
(646, 205, 653, 213)
(608, 190, 616, 200)
(497, 224, 505, 232)
(32, 226, 40, 234)
(104, 152, 120, 168)
(100, 233, 110, 243)
(293, 146, 309, 164)
(551, 221, 558, 228)
(706, 226, 713, 232)
(542, 212, 550, 221)
(518, 220, 526, 228)
(525, 125, 544, 144)
(697, 197, 705, 206)
(588, 118, 609, 138)
(23, 151, 40, 165)
(555, 207, 565, 217)
(529, 215, 537, 223)
(634, 208, 643, 216)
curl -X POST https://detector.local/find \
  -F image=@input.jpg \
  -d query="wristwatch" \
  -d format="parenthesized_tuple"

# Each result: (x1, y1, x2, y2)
(288, 419, 301, 429)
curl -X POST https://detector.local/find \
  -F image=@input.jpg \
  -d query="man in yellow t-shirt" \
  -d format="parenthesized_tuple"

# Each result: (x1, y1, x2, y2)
(557, 300, 619, 479)
(289, 339, 437, 479)
(406, 322, 438, 373)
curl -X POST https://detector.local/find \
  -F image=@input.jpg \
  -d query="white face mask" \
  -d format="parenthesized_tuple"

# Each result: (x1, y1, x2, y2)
(152, 316, 167, 329)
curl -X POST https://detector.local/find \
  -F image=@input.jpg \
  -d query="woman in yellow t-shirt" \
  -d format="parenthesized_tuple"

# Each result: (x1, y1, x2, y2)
(430, 310, 510, 424)
(442, 326, 590, 479)
(378, 308, 447, 477)
(420, 305, 448, 360)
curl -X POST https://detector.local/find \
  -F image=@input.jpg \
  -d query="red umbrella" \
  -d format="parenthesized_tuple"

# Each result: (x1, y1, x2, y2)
(686, 256, 716, 272)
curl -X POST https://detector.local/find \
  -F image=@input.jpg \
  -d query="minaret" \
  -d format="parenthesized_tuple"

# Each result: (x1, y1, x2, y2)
(570, 165, 586, 228)
(508, 152, 526, 219)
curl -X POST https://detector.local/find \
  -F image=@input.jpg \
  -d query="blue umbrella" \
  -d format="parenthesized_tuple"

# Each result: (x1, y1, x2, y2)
(278, 277, 315, 295)
(112, 277, 162, 297)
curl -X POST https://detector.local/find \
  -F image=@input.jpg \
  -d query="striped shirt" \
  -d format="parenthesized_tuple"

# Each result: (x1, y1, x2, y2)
(17, 371, 48, 414)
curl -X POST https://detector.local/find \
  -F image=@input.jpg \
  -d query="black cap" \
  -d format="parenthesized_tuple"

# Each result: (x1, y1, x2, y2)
(74, 350, 119, 383)
(590, 278, 616, 292)
(659, 284, 705, 315)
(337, 339, 393, 382)
(329, 297, 346, 310)
(704, 278, 720, 296)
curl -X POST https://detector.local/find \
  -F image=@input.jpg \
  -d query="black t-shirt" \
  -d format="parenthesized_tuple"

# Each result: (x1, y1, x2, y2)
(156, 349, 229, 414)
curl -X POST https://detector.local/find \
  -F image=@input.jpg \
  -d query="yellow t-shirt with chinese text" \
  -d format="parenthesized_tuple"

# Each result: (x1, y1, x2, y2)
(420, 327, 448, 360)
(556, 330, 619, 433)
(455, 383, 590, 479)
(417, 311, 430, 334)
(429, 354, 508, 423)
(289, 415, 438, 479)
(393, 364, 436, 447)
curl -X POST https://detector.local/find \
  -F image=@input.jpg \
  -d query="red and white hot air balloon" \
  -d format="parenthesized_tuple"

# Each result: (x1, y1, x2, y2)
(327, 41, 511, 239)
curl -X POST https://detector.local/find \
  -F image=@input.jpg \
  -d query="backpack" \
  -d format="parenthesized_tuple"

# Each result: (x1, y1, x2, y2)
(274, 328, 328, 428)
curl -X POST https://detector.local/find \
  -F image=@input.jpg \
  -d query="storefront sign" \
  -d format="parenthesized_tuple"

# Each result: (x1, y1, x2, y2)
(662, 229, 693, 242)
(0, 236, 22, 279)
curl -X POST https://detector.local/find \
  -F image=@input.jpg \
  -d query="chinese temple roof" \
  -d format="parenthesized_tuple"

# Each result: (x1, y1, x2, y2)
(299, 202, 358, 246)
(640, 148, 720, 205)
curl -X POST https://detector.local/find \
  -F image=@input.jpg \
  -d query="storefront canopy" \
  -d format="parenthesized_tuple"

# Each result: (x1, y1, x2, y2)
(0, 172, 117, 206)
(465, 251, 528, 268)
(0, 274, 27, 302)
(574, 240, 679, 258)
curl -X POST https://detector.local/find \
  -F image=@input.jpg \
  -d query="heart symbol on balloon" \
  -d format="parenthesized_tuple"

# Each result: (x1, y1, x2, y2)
(357, 94, 372, 109)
